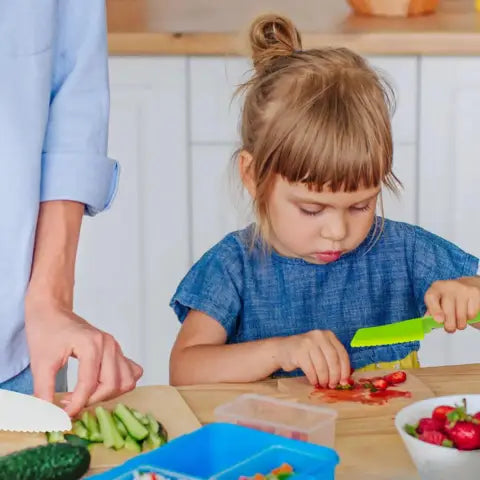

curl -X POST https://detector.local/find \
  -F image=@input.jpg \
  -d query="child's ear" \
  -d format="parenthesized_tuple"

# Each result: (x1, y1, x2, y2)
(238, 150, 256, 198)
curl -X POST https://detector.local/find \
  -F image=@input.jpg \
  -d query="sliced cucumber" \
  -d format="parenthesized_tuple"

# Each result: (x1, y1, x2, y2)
(95, 406, 125, 450)
(113, 404, 149, 441)
(81, 411, 103, 442)
(145, 413, 168, 443)
(46, 431, 65, 444)
(130, 407, 150, 426)
(73, 420, 89, 440)
(64, 434, 91, 448)
(113, 414, 128, 438)
(142, 431, 163, 450)
(124, 435, 142, 453)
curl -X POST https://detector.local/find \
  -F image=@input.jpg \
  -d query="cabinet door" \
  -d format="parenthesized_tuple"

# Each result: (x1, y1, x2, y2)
(191, 145, 252, 261)
(72, 57, 188, 387)
(418, 57, 480, 367)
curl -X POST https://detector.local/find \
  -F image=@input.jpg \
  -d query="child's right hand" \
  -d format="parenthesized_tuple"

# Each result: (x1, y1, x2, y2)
(274, 330, 351, 389)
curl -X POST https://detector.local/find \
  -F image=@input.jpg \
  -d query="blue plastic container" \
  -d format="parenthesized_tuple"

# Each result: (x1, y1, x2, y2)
(87, 423, 339, 480)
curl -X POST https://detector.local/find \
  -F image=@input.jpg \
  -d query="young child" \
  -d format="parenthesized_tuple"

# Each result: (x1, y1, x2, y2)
(169, 14, 480, 388)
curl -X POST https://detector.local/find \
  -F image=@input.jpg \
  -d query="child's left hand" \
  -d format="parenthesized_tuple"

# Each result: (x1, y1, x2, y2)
(424, 276, 480, 332)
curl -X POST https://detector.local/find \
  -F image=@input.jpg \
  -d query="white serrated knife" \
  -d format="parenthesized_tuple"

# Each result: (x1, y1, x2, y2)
(0, 389, 72, 432)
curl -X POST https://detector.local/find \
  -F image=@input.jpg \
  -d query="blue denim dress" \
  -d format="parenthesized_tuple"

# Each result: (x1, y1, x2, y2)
(171, 218, 479, 373)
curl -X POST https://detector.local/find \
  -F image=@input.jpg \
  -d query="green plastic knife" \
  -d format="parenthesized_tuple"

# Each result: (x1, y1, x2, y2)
(350, 312, 480, 348)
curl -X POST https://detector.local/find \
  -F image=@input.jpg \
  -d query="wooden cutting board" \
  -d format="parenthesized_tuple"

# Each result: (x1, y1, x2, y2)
(0, 386, 201, 472)
(277, 369, 435, 419)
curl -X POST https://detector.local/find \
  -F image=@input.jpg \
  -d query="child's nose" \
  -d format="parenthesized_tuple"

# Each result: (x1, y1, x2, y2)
(321, 214, 347, 241)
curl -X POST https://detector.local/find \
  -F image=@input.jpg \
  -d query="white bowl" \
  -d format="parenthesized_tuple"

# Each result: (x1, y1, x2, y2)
(395, 395, 480, 480)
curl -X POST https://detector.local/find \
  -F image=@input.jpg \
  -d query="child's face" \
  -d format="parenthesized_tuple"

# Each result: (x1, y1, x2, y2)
(267, 175, 379, 264)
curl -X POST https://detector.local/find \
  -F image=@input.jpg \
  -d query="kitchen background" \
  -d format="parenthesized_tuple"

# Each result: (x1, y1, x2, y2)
(70, 0, 480, 387)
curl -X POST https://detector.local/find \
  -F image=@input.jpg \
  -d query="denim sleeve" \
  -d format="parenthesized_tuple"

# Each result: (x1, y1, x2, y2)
(170, 236, 244, 338)
(40, 0, 118, 216)
(410, 226, 480, 313)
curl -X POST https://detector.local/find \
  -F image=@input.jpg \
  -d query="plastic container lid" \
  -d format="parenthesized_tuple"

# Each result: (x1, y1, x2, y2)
(214, 393, 338, 447)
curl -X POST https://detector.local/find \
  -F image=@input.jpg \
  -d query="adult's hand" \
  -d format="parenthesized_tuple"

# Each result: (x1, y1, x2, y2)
(25, 299, 143, 417)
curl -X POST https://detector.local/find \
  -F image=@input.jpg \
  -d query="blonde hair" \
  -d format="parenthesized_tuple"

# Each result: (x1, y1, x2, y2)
(236, 14, 400, 242)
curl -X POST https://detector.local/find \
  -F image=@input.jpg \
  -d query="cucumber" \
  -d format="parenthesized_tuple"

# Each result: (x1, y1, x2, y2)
(142, 431, 163, 450)
(81, 411, 103, 442)
(130, 407, 150, 426)
(124, 435, 142, 453)
(0, 443, 90, 480)
(113, 403, 149, 441)
(95, 406, 125, 450)
(64, 434, 91, 448)
(114, 414, 128, 438)
(146, 413, 168, 443)
(73, 420, 89, 440)
(46, 431, 65, 444)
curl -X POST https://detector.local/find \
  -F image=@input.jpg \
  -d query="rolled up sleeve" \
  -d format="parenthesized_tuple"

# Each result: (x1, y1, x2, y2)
(40, 0, 118, 216)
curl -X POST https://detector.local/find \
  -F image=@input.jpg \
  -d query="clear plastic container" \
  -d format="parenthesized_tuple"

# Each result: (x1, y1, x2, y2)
(214, 394, 338, 447)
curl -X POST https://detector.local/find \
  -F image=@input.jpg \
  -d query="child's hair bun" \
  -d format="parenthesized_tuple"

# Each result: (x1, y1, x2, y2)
(249, 14, 302, 74)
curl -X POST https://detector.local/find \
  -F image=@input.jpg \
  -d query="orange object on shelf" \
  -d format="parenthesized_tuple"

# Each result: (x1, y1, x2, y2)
(348, 0, 440, 17)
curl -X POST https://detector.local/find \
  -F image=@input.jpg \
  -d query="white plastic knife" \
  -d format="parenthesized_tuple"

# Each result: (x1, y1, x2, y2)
(0, 389, 72, 432)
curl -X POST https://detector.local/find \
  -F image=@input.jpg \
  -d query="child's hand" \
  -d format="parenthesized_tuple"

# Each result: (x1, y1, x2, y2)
(424, 277, 480, 332)
(275, 330, 351, 389)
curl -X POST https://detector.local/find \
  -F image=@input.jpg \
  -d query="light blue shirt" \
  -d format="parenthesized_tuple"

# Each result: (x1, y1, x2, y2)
(0, 0, 118, 382)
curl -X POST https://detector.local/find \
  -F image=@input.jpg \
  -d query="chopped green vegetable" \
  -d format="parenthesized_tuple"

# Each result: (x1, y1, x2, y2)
(124, 435, 142, 453)
(81, 411, 103, 442)
(130, 407, 150, 426)
(114, 414, 128, 438)
(113, 403, 149, 441)
(95, 406, 125, 450)
(64, 434, 91, 448)
(142, 431, 163, 450)
(46, 431, 65, 444)
(73, 420, 89, 440)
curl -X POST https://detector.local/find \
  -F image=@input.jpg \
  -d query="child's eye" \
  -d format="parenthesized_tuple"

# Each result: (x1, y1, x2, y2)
(351, 204, 371, 212)
(299, 207, 323, 216)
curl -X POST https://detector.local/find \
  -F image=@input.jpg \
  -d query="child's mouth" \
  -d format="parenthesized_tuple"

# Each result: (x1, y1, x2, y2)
(313, 251, 343, 263)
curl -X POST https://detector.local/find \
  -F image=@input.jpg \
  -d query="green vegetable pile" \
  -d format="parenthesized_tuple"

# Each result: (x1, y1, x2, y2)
(47, 403, 168, 454)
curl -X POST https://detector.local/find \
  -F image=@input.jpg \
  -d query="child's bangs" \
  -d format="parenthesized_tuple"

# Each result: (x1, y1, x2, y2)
(268, 84, 397, 193)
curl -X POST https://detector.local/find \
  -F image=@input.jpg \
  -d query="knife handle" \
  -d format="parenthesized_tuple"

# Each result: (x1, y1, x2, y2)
(426, 311, 480, 330)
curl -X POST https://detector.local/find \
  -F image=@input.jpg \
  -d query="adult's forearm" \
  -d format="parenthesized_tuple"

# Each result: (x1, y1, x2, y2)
(26, 200, 84, 309)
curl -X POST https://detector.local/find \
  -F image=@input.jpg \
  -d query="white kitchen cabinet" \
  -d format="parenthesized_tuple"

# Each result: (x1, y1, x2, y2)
(72, 57, 189, 387)
(418, 57, 480, 367)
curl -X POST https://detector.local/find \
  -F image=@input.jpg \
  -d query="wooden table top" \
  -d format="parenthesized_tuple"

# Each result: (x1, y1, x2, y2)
(178, 364, 480, 479)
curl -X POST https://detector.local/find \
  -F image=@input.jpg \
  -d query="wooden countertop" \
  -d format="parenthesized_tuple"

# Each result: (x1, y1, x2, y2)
(106, 0, 480, 56)
(178, 364, 480, 480)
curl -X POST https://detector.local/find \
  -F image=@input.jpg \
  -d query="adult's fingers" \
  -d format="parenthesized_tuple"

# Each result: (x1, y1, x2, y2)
(65, 343, 101, 416)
